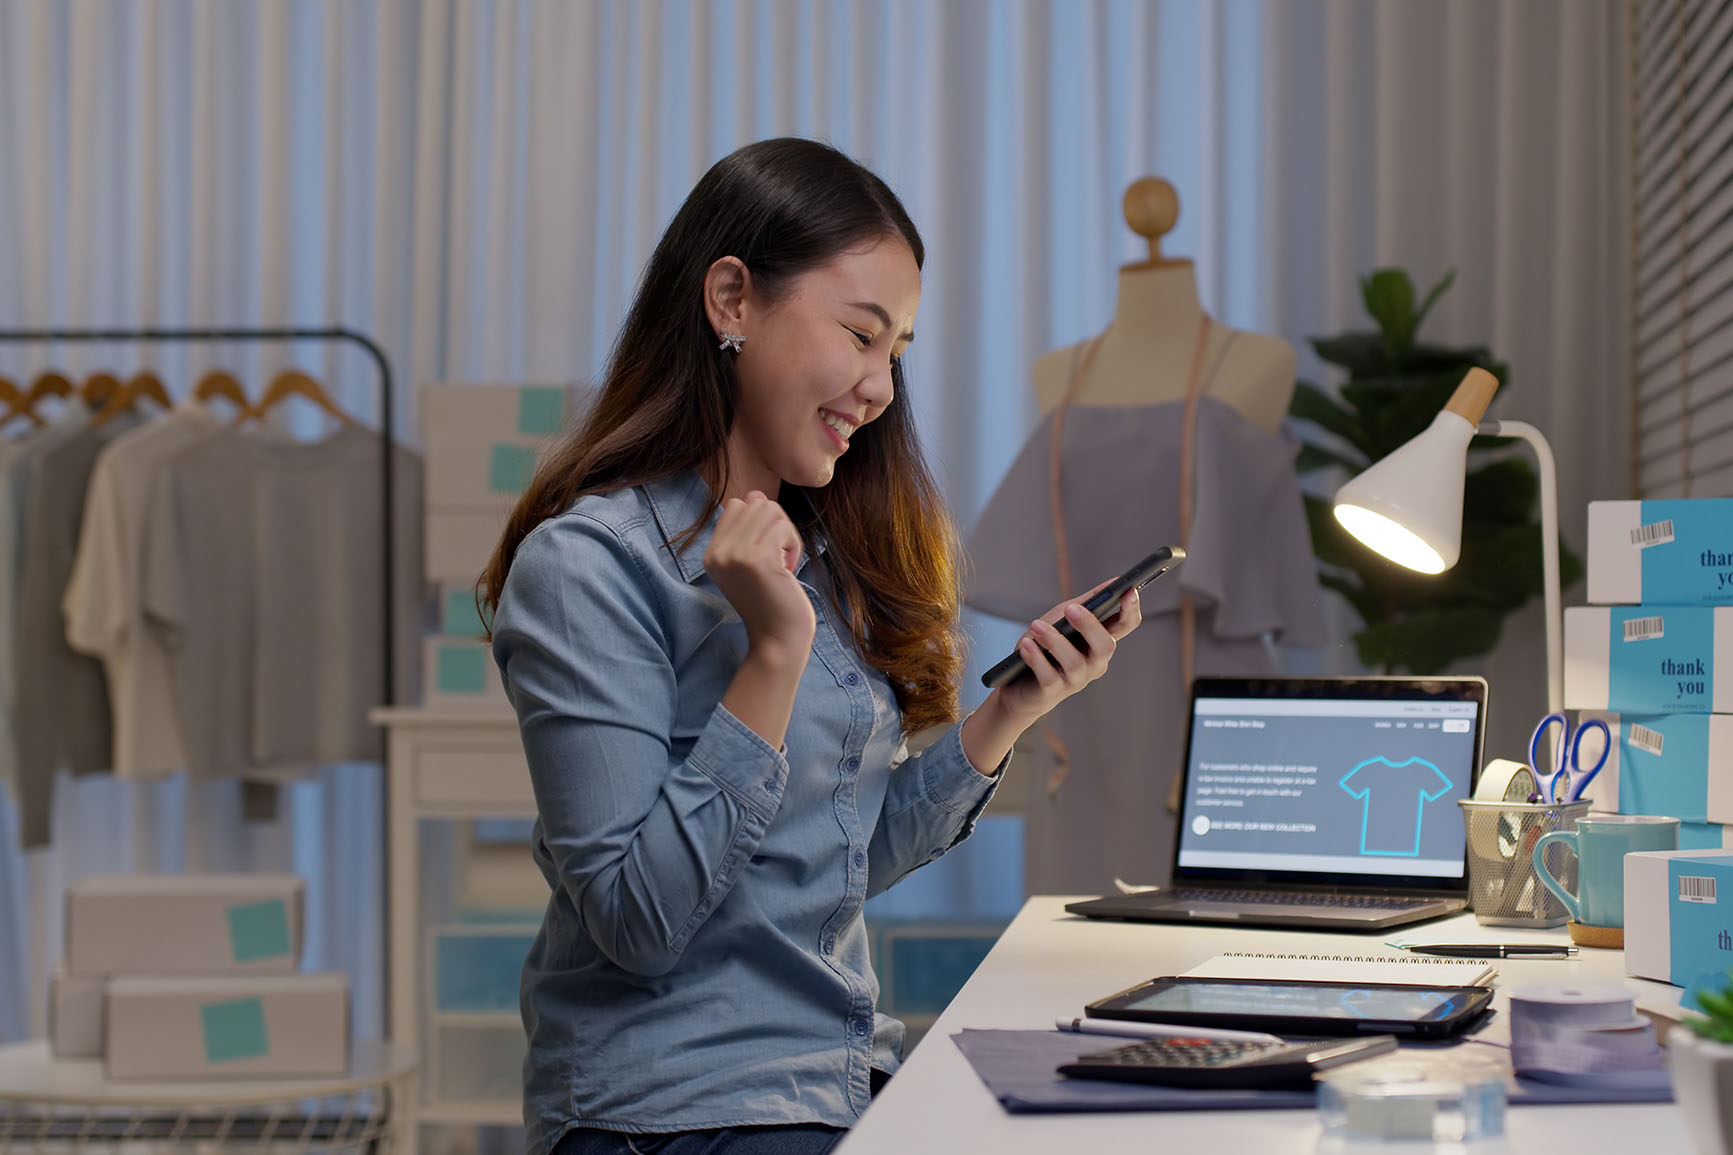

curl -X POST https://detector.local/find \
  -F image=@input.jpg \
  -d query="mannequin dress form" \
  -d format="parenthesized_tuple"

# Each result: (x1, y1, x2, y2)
(967, 178, 1325, 894)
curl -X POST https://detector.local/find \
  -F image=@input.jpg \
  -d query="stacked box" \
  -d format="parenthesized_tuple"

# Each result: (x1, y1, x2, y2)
(1625, 850, 1733, 1003)
(422, 384, 576, 585)
(51, 874, 350, 1079)
(1569, 499, 1733, 846)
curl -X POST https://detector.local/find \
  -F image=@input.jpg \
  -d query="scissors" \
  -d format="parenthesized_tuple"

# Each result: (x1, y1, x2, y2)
(1528, 713, 1611, 804)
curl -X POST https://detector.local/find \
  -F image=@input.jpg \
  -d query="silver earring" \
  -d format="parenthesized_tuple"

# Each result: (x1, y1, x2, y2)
(718, 332, 744, 353)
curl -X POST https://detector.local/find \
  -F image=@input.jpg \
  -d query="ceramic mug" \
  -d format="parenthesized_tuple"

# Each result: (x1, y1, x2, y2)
(1531, 813, 1679, 928)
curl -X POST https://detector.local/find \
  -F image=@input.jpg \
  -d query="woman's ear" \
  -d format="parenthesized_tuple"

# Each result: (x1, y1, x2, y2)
(702, 257, 751, 339)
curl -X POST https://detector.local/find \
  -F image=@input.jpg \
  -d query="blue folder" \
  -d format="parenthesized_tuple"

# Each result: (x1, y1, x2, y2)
(951, 1030, 1674, 1113)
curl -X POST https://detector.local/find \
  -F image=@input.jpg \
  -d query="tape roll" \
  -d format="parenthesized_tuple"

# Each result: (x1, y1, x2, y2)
(1465, 760, 1541, 864)
(1474, 758, 1538, 803)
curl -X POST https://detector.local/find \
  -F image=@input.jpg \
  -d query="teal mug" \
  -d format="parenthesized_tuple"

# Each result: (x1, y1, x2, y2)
(1531, 813, 1679, 928)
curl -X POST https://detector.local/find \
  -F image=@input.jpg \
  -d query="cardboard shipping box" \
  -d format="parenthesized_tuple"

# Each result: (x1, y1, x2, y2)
(105, 973, 349, 1080)
(422, 383, 576, 443)
(423, 637, 511, 713)
(65, 875, 303, 977)
(1625, 850, 1733, 1005)
(1564, 606, 1733, 713)
(1588, 500, 1733, 606)
(48, 969, 105, 1059)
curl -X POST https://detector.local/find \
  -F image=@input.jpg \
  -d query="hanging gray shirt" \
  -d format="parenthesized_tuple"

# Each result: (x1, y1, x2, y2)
(141, 425, 425, 779)
(13, 410, 145, 848)
(965, 399, 1326, 893)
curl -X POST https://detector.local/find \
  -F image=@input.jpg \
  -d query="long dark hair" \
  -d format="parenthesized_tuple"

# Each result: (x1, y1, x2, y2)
(480, 138, 962, 733)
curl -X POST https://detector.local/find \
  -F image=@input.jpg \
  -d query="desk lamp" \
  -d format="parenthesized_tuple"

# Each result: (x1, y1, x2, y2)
(1331, 367, 1563, 713)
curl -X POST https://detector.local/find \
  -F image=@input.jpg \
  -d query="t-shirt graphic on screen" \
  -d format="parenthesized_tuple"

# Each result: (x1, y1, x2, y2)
(1337, 755, 1454, 856)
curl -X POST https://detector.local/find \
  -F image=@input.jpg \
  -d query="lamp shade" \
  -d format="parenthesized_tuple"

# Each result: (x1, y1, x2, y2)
(1332, 409, 1477, 574)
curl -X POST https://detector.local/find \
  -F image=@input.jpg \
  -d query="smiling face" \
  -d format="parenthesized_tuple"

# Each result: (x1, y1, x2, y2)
(704, 236, 921, 497)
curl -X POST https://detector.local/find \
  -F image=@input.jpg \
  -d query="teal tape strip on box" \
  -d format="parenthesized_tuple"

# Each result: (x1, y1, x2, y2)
(488, 444, 536, 494)
(437, 645, 488, 695)
(516, 387, 566, 435)
(441, 589, 487, 637)
(227, 899, 293, 963)
(202, 997, 270, 1063)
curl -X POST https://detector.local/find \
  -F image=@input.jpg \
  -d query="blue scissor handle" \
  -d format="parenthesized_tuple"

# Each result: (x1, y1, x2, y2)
(1561, 717, 1611, 802)
(1528, 713, 1568, 796)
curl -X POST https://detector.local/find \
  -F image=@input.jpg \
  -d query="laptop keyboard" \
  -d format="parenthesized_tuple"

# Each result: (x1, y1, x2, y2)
(1174, 889, 1433, 910)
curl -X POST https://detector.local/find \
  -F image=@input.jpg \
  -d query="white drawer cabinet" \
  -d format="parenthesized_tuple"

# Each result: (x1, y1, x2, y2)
(373, 708, 540, 1146)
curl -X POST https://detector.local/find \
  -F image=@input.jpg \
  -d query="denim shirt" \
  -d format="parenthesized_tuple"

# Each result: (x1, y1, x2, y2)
(491, 470, 1002, 1152)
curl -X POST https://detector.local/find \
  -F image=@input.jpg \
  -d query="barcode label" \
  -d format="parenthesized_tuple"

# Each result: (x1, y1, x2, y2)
(1632, 520, 1675, 548)
(1680, 875, 1718, 904)
(1630, 723, 1665, 757)
(1623, 616, 1665, 642)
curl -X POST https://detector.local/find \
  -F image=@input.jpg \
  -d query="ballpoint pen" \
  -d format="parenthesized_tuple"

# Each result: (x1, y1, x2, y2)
(1055, 1017, 1284, 1044)
(1388, 942, 1577, 959)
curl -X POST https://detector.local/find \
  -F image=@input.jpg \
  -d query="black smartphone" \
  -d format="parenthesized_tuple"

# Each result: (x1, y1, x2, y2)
(1085, 975, 1494, 1040)
(979, 545, 1184, 689)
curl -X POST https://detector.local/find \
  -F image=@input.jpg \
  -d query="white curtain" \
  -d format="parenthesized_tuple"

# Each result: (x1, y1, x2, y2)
(0, 0, 1629, 1037)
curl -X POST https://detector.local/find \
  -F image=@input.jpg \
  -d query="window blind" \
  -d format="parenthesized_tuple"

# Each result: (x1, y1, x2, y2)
(1633, 0, 1733, 496)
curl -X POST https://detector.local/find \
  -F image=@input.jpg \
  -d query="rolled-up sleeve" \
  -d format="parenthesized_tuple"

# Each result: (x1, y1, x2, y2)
(865, 720, 1004, 898)
(493, 514, 787, 977)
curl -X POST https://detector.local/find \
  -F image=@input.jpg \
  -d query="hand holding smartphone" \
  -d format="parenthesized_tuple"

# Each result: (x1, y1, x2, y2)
(980, 545, 1184, 689)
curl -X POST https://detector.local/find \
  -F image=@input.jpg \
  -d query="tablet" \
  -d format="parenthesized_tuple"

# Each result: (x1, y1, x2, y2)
(1086, 976, 1493, 1040)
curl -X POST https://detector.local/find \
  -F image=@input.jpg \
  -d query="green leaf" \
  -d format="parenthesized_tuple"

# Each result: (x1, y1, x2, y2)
(1309, 333, 1392, 377)
(1361, 269, 1418, 355)
(1289, 382, 1367, 450)
(1353, 606, 1505, 675)
(1295, 443, 1367, 475)
(1411, 269, 1457, 337)
(1463, 457, 1539, 527)
(1318, 572, 1378, 627)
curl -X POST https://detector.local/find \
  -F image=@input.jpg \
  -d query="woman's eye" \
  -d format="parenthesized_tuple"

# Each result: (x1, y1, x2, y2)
(848, 329, 872, 348)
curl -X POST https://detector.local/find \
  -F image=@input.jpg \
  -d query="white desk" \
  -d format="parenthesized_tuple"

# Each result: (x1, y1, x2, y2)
(838, 897, 1692, 1153)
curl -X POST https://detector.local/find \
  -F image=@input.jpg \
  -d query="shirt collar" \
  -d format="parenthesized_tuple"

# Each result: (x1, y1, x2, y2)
(642, 469, 721, 584)
(641, 468, 826, 585)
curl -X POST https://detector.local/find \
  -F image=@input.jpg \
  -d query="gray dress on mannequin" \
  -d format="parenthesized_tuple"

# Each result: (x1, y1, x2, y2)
(965, 397, 1326, 894)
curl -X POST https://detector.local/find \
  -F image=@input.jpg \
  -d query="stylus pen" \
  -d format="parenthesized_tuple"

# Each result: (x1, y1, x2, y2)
(1391, 943, 1578, 959)
(1056, 1017, 1283, 1044)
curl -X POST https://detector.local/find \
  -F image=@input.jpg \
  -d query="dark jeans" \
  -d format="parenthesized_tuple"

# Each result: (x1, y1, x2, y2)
(551, 1125, 844, 1155)
(549, 1070, 890, 1155)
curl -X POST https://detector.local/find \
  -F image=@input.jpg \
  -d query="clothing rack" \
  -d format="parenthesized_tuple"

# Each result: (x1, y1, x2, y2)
(0, 324, 401, 1031)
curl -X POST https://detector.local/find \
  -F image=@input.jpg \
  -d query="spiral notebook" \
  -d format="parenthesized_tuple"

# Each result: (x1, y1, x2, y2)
(1181, 950, 1496, 987)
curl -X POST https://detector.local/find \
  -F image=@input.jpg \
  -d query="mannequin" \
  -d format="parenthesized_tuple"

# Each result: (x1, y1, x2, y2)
(965, 176, 1325, 895)
(1031, 177, 1296, 433)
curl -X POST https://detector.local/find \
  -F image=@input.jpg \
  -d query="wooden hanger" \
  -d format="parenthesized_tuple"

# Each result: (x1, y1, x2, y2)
(79, 372, 124, 410)
(253, 370, 357, 428)
(191, 369, 258, 423)
(92, 370, 174, 426)
(0, 376, 35, 431)
(0, 370, 75, 428)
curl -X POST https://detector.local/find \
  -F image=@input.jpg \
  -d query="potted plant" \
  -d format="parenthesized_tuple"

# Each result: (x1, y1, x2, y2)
(1289, 268, 1582, 673)
(1671, 975, 1733, 1155)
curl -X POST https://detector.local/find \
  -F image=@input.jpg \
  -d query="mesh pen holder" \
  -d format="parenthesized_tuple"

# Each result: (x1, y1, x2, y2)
(1459, 798, 1591, 927)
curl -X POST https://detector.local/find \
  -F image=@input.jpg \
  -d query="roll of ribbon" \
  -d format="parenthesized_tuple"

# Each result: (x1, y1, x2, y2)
(1507, 984, 1668, 1088)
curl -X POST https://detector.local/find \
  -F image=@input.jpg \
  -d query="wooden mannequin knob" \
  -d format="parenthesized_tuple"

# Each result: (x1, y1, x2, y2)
(1123, 177, 1179, 264)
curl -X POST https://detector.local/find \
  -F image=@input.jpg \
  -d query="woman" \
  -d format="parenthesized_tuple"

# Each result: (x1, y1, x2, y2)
(481, 137, 1143, 1155)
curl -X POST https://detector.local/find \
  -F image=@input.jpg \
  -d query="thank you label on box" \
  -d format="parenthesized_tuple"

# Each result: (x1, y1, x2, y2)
(1607, 607, 1716, 712)
(1668, 857, 1733, 1008)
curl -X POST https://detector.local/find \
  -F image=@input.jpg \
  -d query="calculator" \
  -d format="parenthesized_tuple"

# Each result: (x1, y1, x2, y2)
(1056, 1034, 1400, 1089)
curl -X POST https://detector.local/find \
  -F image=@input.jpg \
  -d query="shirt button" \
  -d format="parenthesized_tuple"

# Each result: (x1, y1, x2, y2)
(844, 672, 860, 686)
(763, 778, 777, 791)
(823, 936, 835, 953)
(845, 756, 860, 772)
(854, 851, 865, 867)
(854, 1020, 870, 1036)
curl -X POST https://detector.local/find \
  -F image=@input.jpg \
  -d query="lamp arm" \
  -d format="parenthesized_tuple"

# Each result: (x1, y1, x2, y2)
(1478, 419, 1563, 714)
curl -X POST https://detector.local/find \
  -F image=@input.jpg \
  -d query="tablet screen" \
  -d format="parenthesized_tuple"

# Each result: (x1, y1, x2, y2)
(1120, 980, 1463, 1022)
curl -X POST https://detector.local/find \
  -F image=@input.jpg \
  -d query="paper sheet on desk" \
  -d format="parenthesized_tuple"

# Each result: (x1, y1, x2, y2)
(951, 1031, 1675, 1113)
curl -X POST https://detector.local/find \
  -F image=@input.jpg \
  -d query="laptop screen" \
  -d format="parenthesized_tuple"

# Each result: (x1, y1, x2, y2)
(1173, 677, 1487, 889)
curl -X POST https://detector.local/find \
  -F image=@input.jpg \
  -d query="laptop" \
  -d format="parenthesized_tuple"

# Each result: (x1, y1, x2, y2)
(1066, 676, 1488, 931)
